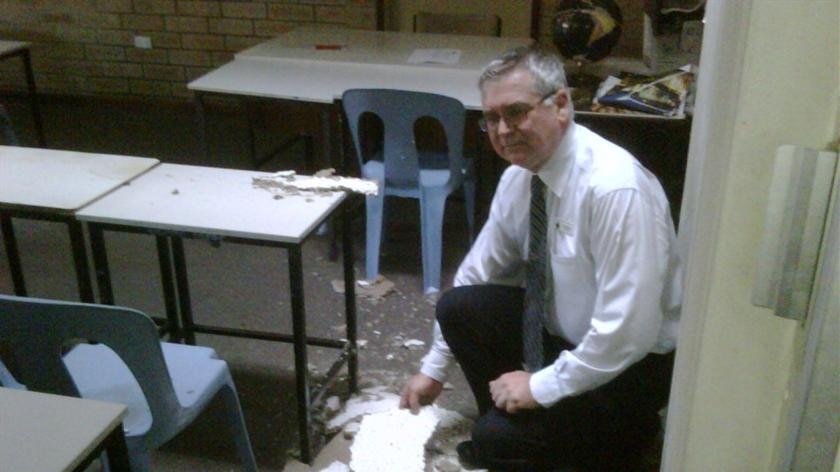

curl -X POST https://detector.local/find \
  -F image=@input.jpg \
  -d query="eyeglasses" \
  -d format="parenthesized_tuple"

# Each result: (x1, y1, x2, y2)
(478, 90, 557, 132)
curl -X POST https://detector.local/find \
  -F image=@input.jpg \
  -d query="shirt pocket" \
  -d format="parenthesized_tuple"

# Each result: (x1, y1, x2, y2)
(551, 222, 577, 260)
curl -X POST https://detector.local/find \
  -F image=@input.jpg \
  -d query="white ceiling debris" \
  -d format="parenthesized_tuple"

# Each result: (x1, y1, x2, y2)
(252, 169, 378, 196)
(402, 339, 426, 349)
(349, 407, 440, 472)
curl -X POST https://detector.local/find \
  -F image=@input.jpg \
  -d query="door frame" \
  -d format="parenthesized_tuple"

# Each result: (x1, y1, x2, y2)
(661, 0, 754, 469)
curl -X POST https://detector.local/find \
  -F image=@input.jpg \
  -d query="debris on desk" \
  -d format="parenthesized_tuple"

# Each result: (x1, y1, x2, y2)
(252, 169, 378, 197)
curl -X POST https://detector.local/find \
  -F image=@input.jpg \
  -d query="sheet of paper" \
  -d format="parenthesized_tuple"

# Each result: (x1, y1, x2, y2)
(407, 48, 461, 65)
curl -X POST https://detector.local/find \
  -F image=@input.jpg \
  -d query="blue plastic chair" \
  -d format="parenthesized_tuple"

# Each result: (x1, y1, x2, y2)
(342, 89, 475, 293)
(0, 295, 258, 471)
(0, 104, 19, 145)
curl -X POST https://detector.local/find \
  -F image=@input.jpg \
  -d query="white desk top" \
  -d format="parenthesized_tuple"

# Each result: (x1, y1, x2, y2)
(0, 387, 126, 472)
(76, 163, 347, 244)
(189, 57, 485, 108)
(237, 26, 531, 70)
(0, 40, 29, 57)
(189, 27, 532, 110)
(0, 146, 160, 212)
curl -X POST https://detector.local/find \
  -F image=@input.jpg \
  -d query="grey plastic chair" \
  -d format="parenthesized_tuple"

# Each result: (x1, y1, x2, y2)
(342, 89, 476, 294)
(0, 104, 19, 145)
(0, 294, 258, 471)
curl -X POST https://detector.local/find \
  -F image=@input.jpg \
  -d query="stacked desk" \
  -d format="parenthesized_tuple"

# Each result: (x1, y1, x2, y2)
(0, 387, 130, 471)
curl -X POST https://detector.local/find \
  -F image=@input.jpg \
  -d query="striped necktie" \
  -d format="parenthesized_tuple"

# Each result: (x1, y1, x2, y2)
(523, 175, 547, 372)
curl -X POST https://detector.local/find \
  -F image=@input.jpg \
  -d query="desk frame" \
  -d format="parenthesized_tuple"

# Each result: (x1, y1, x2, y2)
(0, 43, 45, 146)
(73, 424, 131, 472)
(86, 194, 360, 464)
(194, 91, 317, 171)
(0, 208, 94, 302)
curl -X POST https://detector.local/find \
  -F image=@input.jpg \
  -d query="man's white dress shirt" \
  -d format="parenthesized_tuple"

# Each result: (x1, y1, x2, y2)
(419, 123, 682, 407)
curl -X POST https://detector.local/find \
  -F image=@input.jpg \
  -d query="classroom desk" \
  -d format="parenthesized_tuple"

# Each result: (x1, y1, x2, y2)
(0, 387, 130, 472)
(75, 163, 359, 463)
(0, 41, 44, 146)
(187, 27, 532, 168)
(0, 146, 159, 302)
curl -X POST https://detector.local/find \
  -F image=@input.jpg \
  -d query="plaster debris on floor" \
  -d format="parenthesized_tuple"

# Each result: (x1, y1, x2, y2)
(331, 275, 396, 302)
(349, 406, 440, 471)
(285, 386, 479, 472)
(252, 169, 379, 197)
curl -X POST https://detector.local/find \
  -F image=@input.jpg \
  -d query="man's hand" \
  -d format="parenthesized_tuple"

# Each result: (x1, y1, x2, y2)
(489, 371, 539, 413)
(399, 373, 443, 414)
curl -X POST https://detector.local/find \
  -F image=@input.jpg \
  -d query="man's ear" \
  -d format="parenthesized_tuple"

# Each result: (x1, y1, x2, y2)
(555, 89, 572, 124)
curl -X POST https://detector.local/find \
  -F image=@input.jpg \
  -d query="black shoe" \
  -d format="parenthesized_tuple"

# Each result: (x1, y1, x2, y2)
(456, 440, 489, 470)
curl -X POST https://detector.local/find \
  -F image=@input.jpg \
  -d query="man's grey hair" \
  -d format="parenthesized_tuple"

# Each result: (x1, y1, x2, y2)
(478, 46, 569, 96)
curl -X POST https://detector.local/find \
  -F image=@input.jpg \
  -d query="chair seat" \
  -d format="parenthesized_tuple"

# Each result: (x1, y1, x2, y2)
(64, 342, 229, 439)
(362, 160, 453, 192)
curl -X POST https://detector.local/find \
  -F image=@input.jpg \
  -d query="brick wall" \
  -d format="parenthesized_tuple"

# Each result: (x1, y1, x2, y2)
(0, 0, 642, 101)
(0, 0, 377, 99)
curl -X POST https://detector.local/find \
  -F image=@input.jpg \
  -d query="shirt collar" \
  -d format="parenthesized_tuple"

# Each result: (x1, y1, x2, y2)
(535, 122, 577, 196)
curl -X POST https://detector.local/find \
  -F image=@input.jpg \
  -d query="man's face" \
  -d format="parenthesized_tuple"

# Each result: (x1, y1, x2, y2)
(480, 67, 570, 172)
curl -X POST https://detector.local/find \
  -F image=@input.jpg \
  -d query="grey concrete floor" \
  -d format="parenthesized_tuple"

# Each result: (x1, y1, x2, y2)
(1, 94, 478, 471)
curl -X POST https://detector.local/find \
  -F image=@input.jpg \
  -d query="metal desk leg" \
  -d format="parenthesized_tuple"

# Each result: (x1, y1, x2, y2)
(342, 198, 358, 393)
(244, 98, 259, 168)
(101, 424, 131, 472)
(194, 91, 210, 163)
(21, 49, 45, 147)
(288, 245, 312, 463)
(88, 224, 114, 305)
(171, 237, 196, 345)
(155, 236, 182, 342)
(1, 212, 26, 296)
(68, 220, 94, 303)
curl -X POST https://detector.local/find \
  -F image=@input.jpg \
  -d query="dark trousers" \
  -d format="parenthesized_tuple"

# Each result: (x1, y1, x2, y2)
(437, 285, 675, 472)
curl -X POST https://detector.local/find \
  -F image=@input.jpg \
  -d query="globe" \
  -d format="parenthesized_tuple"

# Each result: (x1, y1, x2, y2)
(552, 0, 622, 63)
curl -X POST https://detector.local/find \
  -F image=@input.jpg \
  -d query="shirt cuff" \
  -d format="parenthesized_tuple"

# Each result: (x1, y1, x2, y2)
(419, 349, 451, 383)
(529, 366, 563, 407)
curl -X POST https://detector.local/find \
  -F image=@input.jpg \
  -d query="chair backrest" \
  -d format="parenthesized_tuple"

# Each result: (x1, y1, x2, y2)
(0, 104, 19, 145)
(0, 295, 181, 441)
(341, 89, 466, 189)
(413, 11, 501, 37)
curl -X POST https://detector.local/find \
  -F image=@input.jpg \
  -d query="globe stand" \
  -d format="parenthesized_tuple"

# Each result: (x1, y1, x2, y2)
(565, 59, 603, 111)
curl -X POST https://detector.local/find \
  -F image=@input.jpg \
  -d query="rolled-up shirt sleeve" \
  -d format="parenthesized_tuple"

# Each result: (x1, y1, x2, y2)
(530, 187, 667, 406)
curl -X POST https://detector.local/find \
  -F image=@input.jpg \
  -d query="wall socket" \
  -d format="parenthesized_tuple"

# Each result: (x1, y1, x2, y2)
(134, 36, 152, 49)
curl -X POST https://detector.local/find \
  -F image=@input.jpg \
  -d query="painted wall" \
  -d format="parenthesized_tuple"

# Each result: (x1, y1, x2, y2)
(678, 1, 839, 470)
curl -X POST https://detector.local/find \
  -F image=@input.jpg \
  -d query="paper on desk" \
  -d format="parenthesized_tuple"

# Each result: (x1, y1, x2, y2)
(407, 48, 461, 65)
